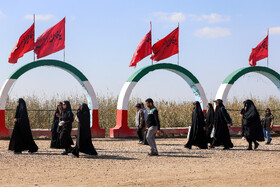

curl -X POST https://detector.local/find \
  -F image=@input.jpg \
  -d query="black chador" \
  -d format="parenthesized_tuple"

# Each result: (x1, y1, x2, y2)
(205, 103, 215, 144)
(50, 102, 62, 148)
(184, 101, 208, 149)
(8, 98, 38, 154)
(72, 103, 97, 157)
(60, 101, 74, 155)
(212, 99, 233, 150)
(242, 100, 264, 150)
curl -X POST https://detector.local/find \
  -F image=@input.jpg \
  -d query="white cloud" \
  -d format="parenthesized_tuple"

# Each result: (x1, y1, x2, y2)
(189, 13, 230, 24)
(194, 27, 231, 38)
(153, 12, 186, 22)
(24, 14, 54, 21)
(269, 27, 280, 35)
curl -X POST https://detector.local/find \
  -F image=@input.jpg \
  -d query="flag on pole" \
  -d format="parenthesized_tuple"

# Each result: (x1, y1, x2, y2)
(34, 18, 65, 59)
(8, 24, 34, 64)
(249, 35, 268, 66)
(129, 30, 152, 67)
(151, 27, 178, 62)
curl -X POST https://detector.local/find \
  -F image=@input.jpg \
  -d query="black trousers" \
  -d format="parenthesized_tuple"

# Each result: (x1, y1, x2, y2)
(137, 126, 145, 141)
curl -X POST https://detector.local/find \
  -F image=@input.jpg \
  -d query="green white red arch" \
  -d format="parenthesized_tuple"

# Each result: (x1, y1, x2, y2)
(215, 66, 280, 105)
(0, 59, 105, 137)
(110, 63, 208, 138)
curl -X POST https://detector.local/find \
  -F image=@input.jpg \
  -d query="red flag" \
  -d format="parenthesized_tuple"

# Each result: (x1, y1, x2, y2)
(151, 27, 179, 62)
(129, 30, 152, 67)
(34, 18, 65, 59)
(8, 24, 34, 64)
(249, 35, 268, 66)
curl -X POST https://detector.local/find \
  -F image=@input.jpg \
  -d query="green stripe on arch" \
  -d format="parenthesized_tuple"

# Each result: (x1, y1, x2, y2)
(222, 66, 280, 85)
(9, 59, 88, 81)
(127, 63, 199, 84)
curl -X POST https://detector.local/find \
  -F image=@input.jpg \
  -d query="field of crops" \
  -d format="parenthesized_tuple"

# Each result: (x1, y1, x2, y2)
(5, 95, 280, 136)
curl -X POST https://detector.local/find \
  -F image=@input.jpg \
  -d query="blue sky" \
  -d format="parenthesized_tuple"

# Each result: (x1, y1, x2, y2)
(1, 0, 280, 103)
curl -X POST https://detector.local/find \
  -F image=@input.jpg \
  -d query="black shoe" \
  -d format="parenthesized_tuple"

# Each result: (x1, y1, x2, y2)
(72, 153, 79, 158)
(254, 142, 259, 150)
(209, 145, 215, 149)
(14, 151, 22, 154)
(61, 151, 68, 155)
(265, 142, 270, 145)
(223, 147, 230, 150)
(148, 152, 158, 156)
(184, 144, 191, 149)
(247, 146, 252, 150)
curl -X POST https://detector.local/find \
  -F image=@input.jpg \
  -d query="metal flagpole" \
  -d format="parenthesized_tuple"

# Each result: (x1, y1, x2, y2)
(150, 21, 153, 65)
(267, 28, 269, 67)
(64, 17, 66, 62)
(177, 22, 179, 65)
(33, 14, 35, 61)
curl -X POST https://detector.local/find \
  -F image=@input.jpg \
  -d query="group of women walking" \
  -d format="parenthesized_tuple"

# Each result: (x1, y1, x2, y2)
(185, 99, 267, 150)
(8, 98, 97, 157)
(7, 98, 274, 156)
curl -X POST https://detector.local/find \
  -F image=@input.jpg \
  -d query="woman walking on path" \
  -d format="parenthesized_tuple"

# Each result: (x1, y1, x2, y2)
(50, 102, 63, 148)
(72, 103, 98, 157)
(242, 99, 264, 150)
(60, 101, 74, 155)
(204, 103, 215, 145)
(8, 98, 38, 154)
(261, 108, 274, 145)
(211, 99, 233, 150)
(184, 101, 208, 149)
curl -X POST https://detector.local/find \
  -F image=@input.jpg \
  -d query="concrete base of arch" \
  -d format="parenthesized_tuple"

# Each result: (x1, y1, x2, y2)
(110, 110, 136, 137)
(0, 110, 9, 137)
(91, 109, 106, 137)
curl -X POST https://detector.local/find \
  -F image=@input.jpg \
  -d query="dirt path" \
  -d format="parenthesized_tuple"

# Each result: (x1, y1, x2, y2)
(0, 137, 280, 186)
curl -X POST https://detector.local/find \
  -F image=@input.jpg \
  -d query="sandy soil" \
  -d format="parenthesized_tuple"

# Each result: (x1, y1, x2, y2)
(0, 136, 280, 187)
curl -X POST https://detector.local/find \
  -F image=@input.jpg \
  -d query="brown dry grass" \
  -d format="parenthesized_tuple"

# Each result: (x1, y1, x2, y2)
(5, 95, 280, 136)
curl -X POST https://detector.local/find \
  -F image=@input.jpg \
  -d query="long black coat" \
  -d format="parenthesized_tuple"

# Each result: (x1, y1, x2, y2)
(242, 100, 264, 141)
(185, 101, 207, 149)
(59, 101, 74, 149)
(72, 103, 97, 157)
(50, 103, 62, 148)
(8, 98, 38, 152)
(205, 103, 214, 143)
(213, 103, 233, 148)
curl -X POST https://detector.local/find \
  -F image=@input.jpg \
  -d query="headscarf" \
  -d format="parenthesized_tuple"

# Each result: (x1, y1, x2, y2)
(205, 103, 214, 125)
(193, 101, 204, 117)
(243, 99, 260, 120)
(81, 103, 90, 114)
(15, 98, 28, 119)
(53, 102, 62, 119)
(63, 101, 72, 112)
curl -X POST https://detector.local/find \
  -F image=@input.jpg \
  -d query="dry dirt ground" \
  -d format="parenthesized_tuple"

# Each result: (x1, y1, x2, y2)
(0, 136, 280, 187)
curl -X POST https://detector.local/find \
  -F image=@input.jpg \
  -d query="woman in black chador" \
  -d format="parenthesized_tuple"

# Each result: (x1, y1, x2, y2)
(204, 103, 215, 144)
(60, 101, 74, 155)
(50, 102, 63, 148)
(184, 101, 207, 149)
(242, 99, 264, 150)
(72, 103, 97, 157)
(212, 99, 233, 150)
(8, 98, 38, 154)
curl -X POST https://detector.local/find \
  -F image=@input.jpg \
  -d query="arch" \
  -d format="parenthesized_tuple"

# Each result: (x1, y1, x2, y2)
(215, 66, 280, 105)
(110, 63, 208, 137)
(0, 59, 105, 137)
